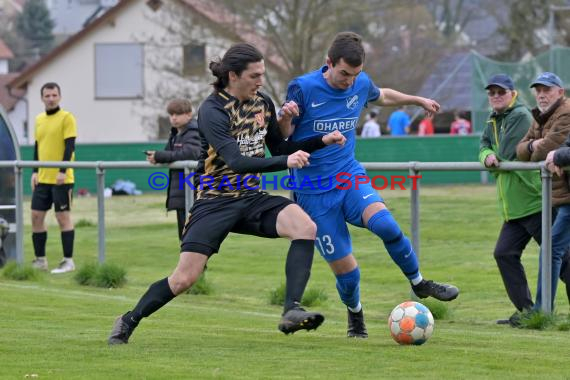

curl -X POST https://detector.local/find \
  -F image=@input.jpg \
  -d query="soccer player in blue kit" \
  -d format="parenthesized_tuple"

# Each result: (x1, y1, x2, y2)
(280, 32, 459, 338)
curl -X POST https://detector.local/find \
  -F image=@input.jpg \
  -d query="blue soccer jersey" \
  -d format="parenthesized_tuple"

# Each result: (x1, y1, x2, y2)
(286, 66, 380, 194)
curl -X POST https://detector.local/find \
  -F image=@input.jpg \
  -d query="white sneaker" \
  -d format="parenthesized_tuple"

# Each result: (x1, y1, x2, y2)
(50, 259, 75, 274)
(31, 257, 48, 271)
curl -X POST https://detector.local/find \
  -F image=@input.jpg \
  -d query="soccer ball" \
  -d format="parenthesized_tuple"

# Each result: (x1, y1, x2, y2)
(388, 301, 434, 345)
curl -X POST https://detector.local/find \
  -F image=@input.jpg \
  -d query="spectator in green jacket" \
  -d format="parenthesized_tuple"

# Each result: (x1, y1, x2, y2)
(479, 74, 541, 326)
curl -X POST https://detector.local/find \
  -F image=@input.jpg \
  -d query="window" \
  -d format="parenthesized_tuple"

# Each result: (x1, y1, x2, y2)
(157, 116, 171, 140)
(183, 43, 206, 77)
(95, 43, 144, 99)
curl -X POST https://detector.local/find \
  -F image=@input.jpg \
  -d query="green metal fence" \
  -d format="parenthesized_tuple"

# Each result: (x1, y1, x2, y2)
(471, 47, 570, 134)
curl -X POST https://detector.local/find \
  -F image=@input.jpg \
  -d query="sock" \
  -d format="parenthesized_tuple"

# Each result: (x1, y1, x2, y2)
(367, 209, 420, 281)
(336, 267, 361, 309)
(32, 231, 47, 258)
(348, 302, 362, 313)
(61, 230, 74, 258)
(410, 275, 423, 286)
(122, 277, 175, 327)
(283, 239, 314, 313)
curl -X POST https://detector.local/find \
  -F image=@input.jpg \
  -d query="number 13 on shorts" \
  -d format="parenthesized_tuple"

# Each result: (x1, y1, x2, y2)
(316, 235, 335, 256)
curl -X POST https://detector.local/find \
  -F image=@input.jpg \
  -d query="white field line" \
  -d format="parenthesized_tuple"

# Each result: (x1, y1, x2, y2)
(0, 282, 346, 327)
(0, 281, 347, 338)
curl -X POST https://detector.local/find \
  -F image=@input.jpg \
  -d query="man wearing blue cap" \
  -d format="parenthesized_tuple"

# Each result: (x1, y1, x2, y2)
(479, 74, 541, 326)
(517, 72, 570, 312)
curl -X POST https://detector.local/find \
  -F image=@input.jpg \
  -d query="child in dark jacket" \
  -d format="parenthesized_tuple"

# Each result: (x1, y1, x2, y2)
(146, 99, 201, 240)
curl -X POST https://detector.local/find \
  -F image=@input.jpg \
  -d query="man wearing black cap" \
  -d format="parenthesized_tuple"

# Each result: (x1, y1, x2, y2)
(517, 72, 570, 312)
(479, 73, 540, 326)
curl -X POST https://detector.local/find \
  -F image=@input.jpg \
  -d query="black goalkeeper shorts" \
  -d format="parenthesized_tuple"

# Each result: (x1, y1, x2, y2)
(31, 183, 74, 212)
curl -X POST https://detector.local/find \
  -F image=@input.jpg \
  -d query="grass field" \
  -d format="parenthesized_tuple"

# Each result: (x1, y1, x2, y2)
(2, 185, 570, 379)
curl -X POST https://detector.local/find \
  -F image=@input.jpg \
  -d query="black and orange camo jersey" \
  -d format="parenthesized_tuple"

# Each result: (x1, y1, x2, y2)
(195, 89, 326, 199)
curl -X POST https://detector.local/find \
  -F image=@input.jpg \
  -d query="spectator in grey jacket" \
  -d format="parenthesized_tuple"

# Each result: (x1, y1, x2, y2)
(147, 99, 201, 240)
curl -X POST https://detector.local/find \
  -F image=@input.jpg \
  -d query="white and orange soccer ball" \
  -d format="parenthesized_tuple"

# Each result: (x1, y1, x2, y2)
(388, 301, 434, 345)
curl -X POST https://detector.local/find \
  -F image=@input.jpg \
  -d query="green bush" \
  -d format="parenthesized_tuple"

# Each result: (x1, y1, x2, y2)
(186, 272, 213, 295)
(75, 219, 95, 228)
(557, 315, 570, 331)
(73, 262, 126, 288)
(268, 283, 328, 307)
(268, 284, 285, 306)
(74, 263, 98, 285)
(300, 287, 328, 307)
(519, 310, 556, 330)
(2, 262, 40, 281)
(420, 299, 451, 320)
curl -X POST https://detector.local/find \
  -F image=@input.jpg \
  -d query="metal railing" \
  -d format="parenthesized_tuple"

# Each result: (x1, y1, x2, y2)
(0, 160, 554, 313)
(0, 160, 198, 265)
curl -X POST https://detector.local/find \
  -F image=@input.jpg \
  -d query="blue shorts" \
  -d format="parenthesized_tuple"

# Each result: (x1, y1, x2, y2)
(295, 182, 383, 262)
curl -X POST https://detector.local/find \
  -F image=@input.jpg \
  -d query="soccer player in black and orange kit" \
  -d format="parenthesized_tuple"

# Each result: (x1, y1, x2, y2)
(108, 43, 346, 344)
(31, 82, 77, 274)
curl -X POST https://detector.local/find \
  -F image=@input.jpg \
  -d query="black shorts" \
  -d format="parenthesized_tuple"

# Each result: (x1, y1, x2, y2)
(31, 183, 74, 212)
(181, 192, 294, 256)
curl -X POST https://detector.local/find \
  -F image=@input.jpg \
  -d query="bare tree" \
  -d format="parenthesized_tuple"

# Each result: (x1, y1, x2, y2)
(493, 0, 569, 60)
(132, 2, 230, 138)
(219, 0, 382, 83)
(136, 0, 497, 136)
(135, 0, 381, 137)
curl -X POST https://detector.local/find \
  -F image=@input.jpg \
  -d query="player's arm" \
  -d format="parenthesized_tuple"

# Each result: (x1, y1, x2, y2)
(375, 88, 440, 118)
(277, 100, 298, 140)
(57, 113, 78, 184)
(60, 137, 75, 174)
(279, 82, 304, 138)
(55, 137, 75, 185)
(199, 101, 295, 173)
(31, 141, 39, 190)
(266, 97, 345, 155)
(33, 142, 39, 173)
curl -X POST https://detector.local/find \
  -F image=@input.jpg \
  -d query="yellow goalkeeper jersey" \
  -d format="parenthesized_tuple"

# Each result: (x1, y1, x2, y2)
(34, 109, 77, 184)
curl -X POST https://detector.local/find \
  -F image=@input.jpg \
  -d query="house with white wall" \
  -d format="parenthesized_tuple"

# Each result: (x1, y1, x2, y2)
(46, 0, 119, 37)
(0, 39, 26, 144)
(8, 0, 287, 144)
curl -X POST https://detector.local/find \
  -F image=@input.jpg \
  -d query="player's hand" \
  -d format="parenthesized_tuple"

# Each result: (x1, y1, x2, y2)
(322, 130, 346, 146)
(287, 150, 310, 169)
(418, 97, 440, 119)
(484, 153, 499, 168)
(278, 101, 299, 122)
(31, 172, 38, 191)
(56, 172, 66, 185)
(146, 151, 156, 164)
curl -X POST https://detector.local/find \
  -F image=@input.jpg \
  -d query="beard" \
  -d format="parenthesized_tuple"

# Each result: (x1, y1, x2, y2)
(538, 102, 554, 113)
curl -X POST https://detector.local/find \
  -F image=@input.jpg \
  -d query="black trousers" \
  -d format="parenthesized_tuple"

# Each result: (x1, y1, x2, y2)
(495, 211, 570, 311)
